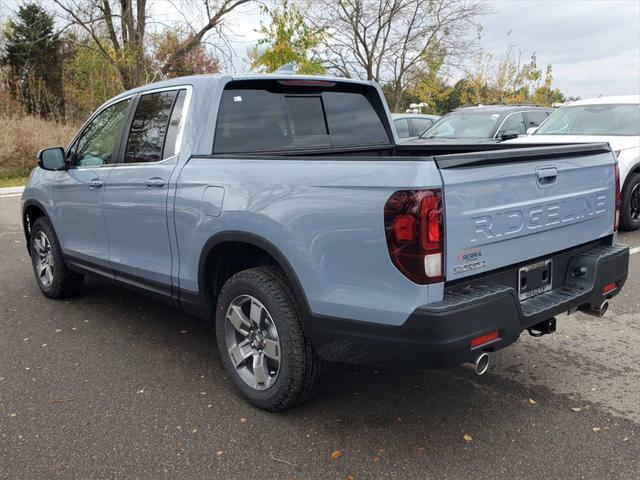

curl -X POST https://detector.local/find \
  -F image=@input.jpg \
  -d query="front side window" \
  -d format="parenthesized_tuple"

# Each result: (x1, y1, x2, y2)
(535, 104, 640, 136)
(213, 84, 389, 153)
(72, 99, 130, 166)
(525, 110, 549, 128)
(411, 118, 433, 136)
(125, 91, 179, 163)
(496, 112, 526, 137)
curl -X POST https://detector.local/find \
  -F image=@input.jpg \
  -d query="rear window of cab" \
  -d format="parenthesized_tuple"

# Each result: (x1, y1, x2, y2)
(213, 81, 391, 153)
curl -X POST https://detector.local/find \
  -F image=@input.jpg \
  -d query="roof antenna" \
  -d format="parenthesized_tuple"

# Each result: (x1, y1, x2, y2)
(274, 63, 298, 74)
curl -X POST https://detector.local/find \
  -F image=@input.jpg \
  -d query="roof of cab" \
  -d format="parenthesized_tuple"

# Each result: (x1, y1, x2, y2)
(567, 95, 640, 106)
(109, 73, 377, 102)
(450, 104, 552, 115)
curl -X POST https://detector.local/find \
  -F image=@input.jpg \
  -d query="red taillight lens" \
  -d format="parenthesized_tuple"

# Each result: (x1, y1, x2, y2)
(394, 214, 416, 242)
(614, 163, 621, 232)
(603, 282, 617, 294)
(384, 189, 444, 284)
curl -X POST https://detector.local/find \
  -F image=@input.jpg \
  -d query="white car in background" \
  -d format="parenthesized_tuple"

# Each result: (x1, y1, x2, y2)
(507, 95, 640, 230)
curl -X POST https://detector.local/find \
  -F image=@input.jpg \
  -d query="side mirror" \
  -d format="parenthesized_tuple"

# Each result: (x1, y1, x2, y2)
(526, 127, 537, 135)
(500, 131, 520, 141)
(37, 147, 66, 171)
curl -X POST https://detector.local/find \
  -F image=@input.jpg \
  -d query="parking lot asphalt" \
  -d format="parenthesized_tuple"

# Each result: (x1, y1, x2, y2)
(1, 193, 639, 480)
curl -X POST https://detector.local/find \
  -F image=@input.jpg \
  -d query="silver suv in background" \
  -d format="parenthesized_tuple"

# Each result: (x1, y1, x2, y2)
(392, 113, 440, 140)
(414, 105, 553, 143)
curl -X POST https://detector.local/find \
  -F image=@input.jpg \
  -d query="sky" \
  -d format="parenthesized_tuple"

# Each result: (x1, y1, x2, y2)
(209, 0, 640, 99)
(1, 0, 639, 99)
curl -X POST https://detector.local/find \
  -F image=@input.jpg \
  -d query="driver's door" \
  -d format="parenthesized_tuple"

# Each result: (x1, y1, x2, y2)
(53, 98, 131, 269)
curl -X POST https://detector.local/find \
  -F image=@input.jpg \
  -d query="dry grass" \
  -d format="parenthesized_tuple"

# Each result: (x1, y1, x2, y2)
(0, 115, 78, 178)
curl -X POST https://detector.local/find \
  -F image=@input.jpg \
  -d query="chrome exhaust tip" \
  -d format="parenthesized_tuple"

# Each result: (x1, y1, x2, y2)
(581, 300, 609, 318)
(466, 352, 490, 375)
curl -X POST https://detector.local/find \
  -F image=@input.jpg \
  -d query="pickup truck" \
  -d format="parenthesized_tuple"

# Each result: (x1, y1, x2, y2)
(22, 74, 629, 411)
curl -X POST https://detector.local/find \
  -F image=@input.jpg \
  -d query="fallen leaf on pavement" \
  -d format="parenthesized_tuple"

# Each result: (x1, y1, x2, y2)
(240, 417, 247, 423)
(463, 434, 473, 442)
(528, 398, 537, 405)
(136, 389, 144, 394)
(592, 427, 601, 432)
(331, 450, 343, 460)
(570, 407, 582, 412)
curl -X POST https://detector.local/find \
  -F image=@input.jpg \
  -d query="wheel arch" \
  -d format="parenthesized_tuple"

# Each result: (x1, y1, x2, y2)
(22, 199, 52, 255)
(194, 231, 313, 324)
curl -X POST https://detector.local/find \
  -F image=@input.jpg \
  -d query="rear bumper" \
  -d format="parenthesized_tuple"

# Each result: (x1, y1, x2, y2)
(310, 243, 629, 368)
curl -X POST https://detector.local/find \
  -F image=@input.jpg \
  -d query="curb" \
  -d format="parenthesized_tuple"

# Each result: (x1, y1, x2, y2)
(0, 186, 25, 197)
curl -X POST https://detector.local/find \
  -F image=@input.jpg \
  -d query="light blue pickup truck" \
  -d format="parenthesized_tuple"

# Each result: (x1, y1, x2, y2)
(22, 74, 629, 410)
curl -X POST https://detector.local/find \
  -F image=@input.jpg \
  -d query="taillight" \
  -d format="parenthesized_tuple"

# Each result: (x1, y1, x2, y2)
(614, 163, 621, 232)
(384, 189, 444, 284)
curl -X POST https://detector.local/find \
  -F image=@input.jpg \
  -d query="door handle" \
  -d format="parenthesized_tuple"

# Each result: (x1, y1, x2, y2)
(145, 177, 166, 188)
(89, 179, 103, 189)
(536, 167, 557, 186)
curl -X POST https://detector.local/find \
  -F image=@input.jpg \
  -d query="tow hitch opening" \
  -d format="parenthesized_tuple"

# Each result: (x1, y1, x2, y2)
(527, 318, 557, 337)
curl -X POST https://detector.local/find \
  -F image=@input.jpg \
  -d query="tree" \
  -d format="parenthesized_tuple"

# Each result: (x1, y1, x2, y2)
(1, 3, 64, 118)
(250, 0, 324, 74)
(311, 0, 486, 111)
(53, 0, 251, 89)
(152, 29, 220, 78)
(62, 35, 122, 121)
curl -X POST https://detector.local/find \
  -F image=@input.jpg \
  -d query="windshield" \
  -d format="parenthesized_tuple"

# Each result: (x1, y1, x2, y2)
(421, 112, 500, 139)
(535, 104, 640, 136)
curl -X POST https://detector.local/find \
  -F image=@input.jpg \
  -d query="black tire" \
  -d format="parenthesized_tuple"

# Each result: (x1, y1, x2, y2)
(30, 217, 84, 298)
(215, 266, 323, 411)
(620, 173, 640, 231)
(620, 172, 640, 231)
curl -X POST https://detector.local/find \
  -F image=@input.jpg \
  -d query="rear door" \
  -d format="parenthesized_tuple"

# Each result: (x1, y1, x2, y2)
(438, 145, 616, 281)
(103, 87, 188, 291)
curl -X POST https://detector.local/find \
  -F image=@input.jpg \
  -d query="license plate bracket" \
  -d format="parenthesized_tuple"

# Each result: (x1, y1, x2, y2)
(518, 259, 552, 300)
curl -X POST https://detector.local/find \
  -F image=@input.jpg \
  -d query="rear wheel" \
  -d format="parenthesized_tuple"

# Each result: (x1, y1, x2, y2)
(30, 218, 84, 298)
(621, 173, 640, 231)
(215, 266, 323, 411)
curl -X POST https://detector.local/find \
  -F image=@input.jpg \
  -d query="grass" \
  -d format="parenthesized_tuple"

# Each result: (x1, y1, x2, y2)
(0, 115, 76, 187)
(0, 174, 30, 188)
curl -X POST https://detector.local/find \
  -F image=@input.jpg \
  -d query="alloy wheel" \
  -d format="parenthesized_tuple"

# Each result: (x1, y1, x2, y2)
(33, 231, 54, 287)
(224, 295, 281, 391)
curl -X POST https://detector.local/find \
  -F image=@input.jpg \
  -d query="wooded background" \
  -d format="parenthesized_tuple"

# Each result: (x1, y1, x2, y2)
(0, 0, 568, 181)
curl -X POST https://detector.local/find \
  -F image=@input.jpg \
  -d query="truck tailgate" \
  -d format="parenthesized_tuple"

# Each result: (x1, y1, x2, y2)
(438, 144, 616, 280)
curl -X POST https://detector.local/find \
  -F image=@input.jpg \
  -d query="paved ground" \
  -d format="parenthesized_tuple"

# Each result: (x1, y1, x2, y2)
(1, 193, 639, 480)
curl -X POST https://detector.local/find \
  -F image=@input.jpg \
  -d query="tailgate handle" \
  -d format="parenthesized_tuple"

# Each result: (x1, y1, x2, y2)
(536, 167, 557, 187)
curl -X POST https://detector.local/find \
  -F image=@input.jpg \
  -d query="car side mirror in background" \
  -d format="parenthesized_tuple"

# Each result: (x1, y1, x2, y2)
(37, 147, 66, 171)
(526, 127, 538, 135)
(500, 131, 520, 141)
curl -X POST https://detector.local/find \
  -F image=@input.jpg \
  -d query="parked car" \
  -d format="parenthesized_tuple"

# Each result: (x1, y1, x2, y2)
(392, 113, 440, 140)
(414, 105, 553, 143)
(22, 75, 629, 411)
(506, 95, 640, 230)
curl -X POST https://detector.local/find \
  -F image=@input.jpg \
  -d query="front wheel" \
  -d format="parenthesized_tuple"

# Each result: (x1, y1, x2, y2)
(215, 266, 323, 411)
(620, 173, 640, 231)
(30, 218, 84, 298)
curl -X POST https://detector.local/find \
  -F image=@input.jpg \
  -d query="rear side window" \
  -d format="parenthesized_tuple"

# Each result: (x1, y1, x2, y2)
(125, 91, 179, 163)
(394, 118, 410, 138)
(214, 84, 389, 153)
